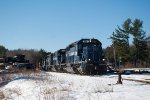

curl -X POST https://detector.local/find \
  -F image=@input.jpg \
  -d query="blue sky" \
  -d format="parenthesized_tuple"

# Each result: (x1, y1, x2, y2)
(0, 0, 150, 52)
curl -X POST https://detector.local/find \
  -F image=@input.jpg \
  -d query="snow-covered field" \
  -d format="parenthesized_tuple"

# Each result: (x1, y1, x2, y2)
(0, 71, 150, 100)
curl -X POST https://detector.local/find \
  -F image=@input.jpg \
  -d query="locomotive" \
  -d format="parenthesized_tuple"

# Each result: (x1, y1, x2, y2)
(42, 38, 107, 75)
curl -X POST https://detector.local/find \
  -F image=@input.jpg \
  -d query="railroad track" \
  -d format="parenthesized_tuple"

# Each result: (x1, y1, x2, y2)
(123, 78, 150, 84)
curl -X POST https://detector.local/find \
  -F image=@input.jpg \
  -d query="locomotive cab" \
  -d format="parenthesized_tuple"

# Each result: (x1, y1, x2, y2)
(81, 44, 102, 74)
(82, 45, 101, 62)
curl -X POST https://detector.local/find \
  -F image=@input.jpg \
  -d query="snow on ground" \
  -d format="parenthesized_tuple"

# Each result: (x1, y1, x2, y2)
(0, 71, 150, 100)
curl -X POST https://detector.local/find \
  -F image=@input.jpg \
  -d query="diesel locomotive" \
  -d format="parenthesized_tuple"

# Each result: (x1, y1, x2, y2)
(42, 38, 107, 75)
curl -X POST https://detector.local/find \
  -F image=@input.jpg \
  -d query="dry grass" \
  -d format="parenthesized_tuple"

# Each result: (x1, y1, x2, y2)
(0, 91, 5, 99)
(2, 87, 22, 99)
(36, 74, 71, 100)
(0, 65, 5, 70)
(0, 70, 44, 100)
(39, 87, 69, 100)
(0, 70, 45, 90)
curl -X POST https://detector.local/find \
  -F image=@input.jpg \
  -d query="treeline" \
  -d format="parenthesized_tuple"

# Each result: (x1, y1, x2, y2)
(104, 18, 150, 68)
(0, 45, 48, 68)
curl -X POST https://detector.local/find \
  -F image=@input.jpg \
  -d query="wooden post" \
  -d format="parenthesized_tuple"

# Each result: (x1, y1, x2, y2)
(117, 71, 122, 84)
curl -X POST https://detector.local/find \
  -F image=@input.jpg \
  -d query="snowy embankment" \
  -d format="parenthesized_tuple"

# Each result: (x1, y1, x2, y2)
(0, 71, 150, 100)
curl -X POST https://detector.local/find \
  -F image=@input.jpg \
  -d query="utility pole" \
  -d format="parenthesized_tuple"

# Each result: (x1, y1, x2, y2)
(137, 38, 139, 67)
(149, 41, 150, 66)
(113, 32, 117, 69)
(146, 39, 150, 66)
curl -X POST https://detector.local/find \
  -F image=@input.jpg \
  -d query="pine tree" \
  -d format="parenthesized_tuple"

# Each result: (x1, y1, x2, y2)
(0, 45, 8, 57)
(110, 18, 149, 67)
(111, 18, 131, 65)
(131, 19, 148, 66)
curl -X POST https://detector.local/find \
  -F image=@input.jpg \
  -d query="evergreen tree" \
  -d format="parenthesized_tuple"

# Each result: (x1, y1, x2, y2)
(109, 18, 150, 67)
(121, 18, 132, 47)
(131, 19, 148, 66)
(103, 46, 114, 63)
(0, 45, 8, 57)
(39, 49, 48, 58)
(111, 18, 131, 65)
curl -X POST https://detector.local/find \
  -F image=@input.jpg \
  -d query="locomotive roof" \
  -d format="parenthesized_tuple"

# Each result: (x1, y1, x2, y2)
(66, 38, 101, 49)
(54, 49, 66, 54)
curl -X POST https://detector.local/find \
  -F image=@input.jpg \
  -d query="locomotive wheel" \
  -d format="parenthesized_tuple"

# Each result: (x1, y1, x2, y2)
(84, 65, 95, 75)
(84, 66, 91, 75)
(55, 66, 59, 72)
(73, 66, 80, 74)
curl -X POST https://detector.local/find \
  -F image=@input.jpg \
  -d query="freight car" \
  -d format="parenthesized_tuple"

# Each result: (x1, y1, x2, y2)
(1, 55, 33, 70)
(44, 38, 107, 75)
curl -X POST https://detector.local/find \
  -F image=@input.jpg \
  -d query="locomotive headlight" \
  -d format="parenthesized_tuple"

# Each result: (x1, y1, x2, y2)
(102, 59, 105, 61)
(88, 59, 91, 61)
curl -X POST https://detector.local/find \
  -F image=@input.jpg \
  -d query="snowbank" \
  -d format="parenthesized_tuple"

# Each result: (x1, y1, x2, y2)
(0, 72, 150, 100)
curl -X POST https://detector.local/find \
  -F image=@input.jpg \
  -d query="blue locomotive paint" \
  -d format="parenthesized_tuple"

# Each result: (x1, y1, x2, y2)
(42, 38, 107, 75)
